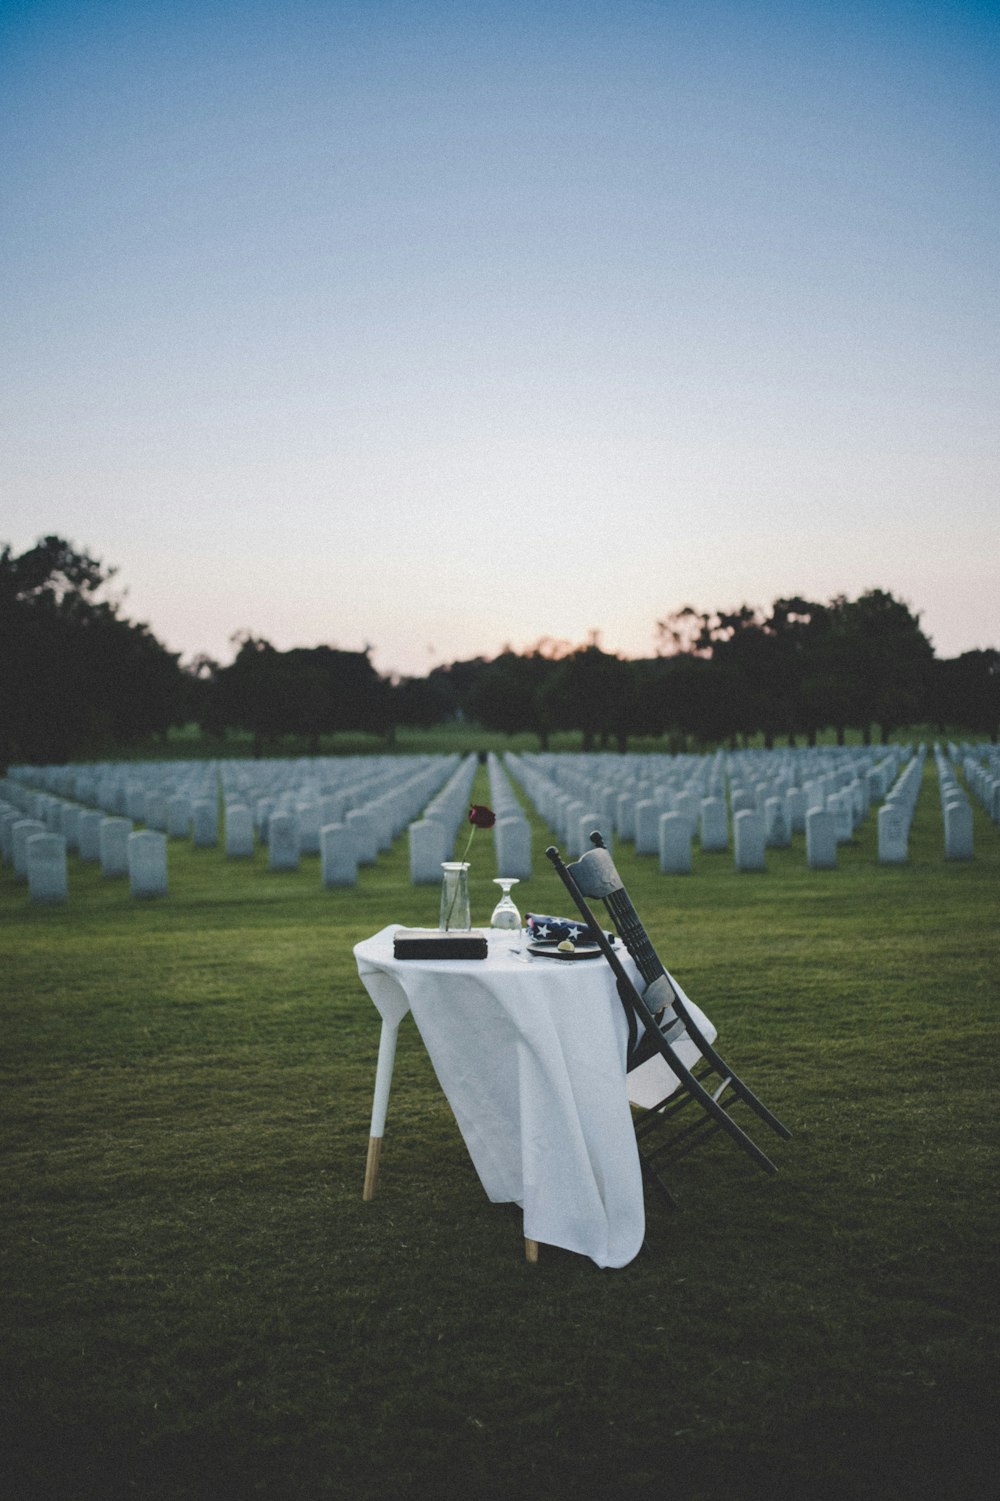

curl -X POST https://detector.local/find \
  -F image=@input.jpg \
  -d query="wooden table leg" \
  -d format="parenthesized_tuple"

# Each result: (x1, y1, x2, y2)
(363, 1136, 382, 1201)
(363, 1017, 401, 1201)
(524, 1238, 539, 1263)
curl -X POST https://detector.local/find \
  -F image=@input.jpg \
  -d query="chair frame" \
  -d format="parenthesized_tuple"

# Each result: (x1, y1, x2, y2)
(545, 832, 790, 1204)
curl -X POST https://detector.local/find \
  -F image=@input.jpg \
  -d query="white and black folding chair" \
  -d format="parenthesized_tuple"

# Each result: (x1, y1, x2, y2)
(546, 832, 791, 1206)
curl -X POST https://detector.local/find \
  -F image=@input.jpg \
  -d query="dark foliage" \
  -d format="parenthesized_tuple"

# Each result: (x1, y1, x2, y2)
(0, 536, 187, 770)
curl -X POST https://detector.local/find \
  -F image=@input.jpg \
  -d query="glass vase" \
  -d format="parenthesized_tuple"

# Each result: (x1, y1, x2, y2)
(439, 861, 471, 931)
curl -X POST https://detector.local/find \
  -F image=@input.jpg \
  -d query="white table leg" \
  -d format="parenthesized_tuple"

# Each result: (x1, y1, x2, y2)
(363, 1017, 401, 1201)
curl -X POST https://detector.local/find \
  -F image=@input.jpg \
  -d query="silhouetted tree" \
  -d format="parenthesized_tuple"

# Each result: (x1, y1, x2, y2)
(0, 535, 185, 769)
(928, 649, 1000, 741)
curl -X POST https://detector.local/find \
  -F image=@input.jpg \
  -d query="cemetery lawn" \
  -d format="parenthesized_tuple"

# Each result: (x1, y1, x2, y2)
(1, 761, 998, 1501)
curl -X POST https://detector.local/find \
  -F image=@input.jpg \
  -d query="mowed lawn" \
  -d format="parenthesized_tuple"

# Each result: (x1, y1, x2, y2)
(2, 758, 998, 1501)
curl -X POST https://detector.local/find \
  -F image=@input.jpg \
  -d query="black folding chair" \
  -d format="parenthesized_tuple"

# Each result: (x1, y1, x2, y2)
(546, 832, 791, 1206)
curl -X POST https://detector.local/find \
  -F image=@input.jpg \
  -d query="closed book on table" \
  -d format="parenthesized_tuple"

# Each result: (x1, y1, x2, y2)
(393, 928, 488, 960)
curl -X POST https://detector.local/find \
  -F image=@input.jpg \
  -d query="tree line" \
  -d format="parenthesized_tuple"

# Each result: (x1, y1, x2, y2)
(2, 536, 997, 769)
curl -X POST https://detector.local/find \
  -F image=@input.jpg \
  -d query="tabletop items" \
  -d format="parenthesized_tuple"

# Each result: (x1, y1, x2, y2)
(392, 927, 488, 960)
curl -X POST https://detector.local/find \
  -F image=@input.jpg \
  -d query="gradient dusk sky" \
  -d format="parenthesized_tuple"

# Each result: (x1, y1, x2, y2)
(3, 0, 998, 678)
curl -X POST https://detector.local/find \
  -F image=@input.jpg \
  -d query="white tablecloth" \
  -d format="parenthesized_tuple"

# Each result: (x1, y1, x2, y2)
(354, 926, 716, 1269)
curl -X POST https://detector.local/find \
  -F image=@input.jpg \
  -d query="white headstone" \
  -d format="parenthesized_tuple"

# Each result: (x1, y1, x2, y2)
(806, 808, 837, 869)
(77, 809, 104, 862)
(575, 812, 602, 860)
(297, 800, 322, 855)
(563, 800, 586, 854)
(225, 804, 255, 858)
(144, 791, 168, 831)
(345, 809, 377, 865)
(60, 805, 81, 852)
(615, 793, 635, 840)
(827, 792, 853, 844)
(409, 818, 449, 883)
(765, 797, 790, 848)
(877, 804, 908, 864)
(99, 817, 132, 877)
(731, 789, 755, 816)
(944, 801, 973, 860)
(785, 785, 806, 834)
(128, 830, 168, 897)
(495, 816, 532, 880)
(733, 809, 766, 872)
(191, 798, 218, 847)
(0, 808, 20, 863)
(268, 812, 300, 871)
(13, 818, 47, 879)
(27, 832, 68, 903)
(699, 796, 728, 852)
(126, 783, 147, 821)
(166, 795, 191, 838)
(321, 822, 357, 886)
(659, 811, 692, 874)
(634, 799, 660, 855)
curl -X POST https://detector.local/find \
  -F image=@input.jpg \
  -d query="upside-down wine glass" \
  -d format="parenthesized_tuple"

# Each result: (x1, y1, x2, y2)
(490, 877, 522, 931)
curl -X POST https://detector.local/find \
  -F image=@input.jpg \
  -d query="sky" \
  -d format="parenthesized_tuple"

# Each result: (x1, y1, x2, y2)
(2, 0, 998, 678)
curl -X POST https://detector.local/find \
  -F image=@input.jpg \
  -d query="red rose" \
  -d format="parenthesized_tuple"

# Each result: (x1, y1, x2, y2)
(468, 804, 496, 829)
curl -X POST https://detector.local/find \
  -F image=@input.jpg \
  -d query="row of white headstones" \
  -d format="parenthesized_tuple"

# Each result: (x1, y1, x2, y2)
(505, 741, 986, 872)
(1, 753, 479, 903)
(4, 739, 992, 904)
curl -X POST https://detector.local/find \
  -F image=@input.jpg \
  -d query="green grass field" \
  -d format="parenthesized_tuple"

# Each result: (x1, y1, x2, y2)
(2, 757, 998, 1500)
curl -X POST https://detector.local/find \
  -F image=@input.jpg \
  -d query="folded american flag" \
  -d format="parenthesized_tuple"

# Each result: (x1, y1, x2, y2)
(525, 913, 612, 944)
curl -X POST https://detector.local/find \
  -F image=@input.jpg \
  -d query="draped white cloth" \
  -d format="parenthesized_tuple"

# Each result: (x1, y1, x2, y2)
(354, 925, 716, 1269)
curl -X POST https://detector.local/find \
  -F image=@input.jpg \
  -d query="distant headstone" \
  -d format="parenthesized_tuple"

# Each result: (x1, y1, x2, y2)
(254, 798, 276, 840)
(99, 817, 132, 877)
(944, 801, 973, 860)
(77, 810, 104, 862)
(731, 788, 755, 817)
(659, 811, 692, 874)
(268, 812, 300, 871)
(615, 793, 635, 840)
(827, 792, 853, 844)
(785, 785, 806, 834)
(575, 812, 602, 861)
(320, 793, 345, 827)
(128, 830, 168, 897)
(0, 808, 19, 864)
(60, 805, 81, 852)
(191, 798, 218, 848)
(699, 796, 728, 852)
(764, 797, 790, 848)
(166, 796, 191, 838)
(634, 799, 660, 855)
(733, 810, 766, 872)
(297, 800, 322, 855)
(224, 804, 255, 858)
(321, 822, 357, 887)
(563, 801, 586, 856)
(806, 809, 837, 869)
(495, 816, 532, 880)
(345, 809, 377, 865)
(878, 804, 908, 864)
(144, 791, 168, 832)
(409, 818, 449, 884)
(13, 818, 47, 880)
(27, 832, 68, 903)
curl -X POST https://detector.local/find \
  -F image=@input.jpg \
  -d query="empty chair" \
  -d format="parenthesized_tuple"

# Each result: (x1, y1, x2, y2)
(545, 831, 790, 1205)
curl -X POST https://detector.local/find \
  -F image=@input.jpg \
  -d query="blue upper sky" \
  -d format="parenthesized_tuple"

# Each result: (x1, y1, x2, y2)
(2, 0, 997, 675)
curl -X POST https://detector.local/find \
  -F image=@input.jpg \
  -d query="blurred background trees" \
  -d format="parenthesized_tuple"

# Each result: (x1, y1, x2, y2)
(1, 534, 995, 767)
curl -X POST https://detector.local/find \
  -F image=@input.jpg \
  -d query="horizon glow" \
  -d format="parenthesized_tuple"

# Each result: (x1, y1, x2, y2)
(2, 0, 998, 678)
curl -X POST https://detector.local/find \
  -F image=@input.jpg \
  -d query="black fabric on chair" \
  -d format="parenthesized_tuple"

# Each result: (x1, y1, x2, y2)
(545, 832, 791, 1207)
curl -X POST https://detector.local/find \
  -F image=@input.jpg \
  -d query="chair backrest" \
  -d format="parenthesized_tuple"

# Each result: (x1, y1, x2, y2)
(564, 833, 682, 1025)
(546, 834, 687, 1062)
